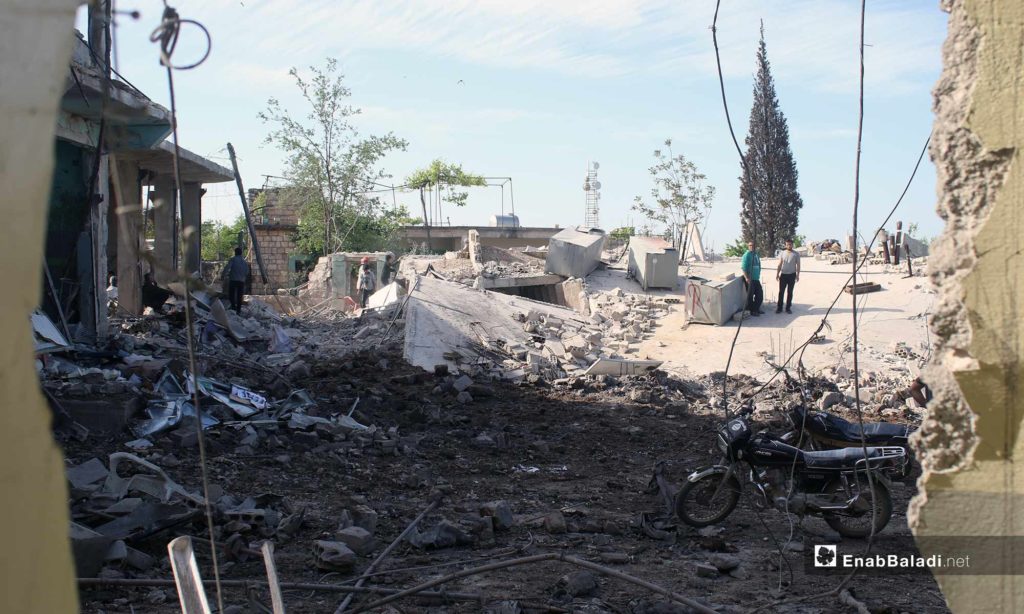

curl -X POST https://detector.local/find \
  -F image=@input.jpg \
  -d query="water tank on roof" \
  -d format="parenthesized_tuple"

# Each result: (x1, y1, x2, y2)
(490, 214, 520, 228)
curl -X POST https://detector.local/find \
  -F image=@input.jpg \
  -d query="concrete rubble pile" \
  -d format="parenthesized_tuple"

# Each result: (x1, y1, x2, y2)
(39, 282, 403, 444)
(66, 452, 303, 578)
(403, 275, 668, 392)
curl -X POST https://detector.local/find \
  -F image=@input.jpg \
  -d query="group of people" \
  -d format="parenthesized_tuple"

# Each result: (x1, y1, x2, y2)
(740, 238, 801, 316)
(220, 249, 398, 314)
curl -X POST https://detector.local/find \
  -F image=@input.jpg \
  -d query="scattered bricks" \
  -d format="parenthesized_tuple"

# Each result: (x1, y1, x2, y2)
(819, 391, 844, 411)
(544, 511, 568, 534)
(479, 500, 514, 531)
(453, 374, 474, 392)
(456, 391, 473, 404)
(291, 431, 320, 449)
(694, 563, 720, 578)
(335, 526, 377, 556)
(352, 504, 378, 535)
(313, 540, 357, 570)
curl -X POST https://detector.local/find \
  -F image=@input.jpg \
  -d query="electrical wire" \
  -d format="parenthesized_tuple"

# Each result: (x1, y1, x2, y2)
(745, 132, 931, 401)
(711, 0, 760, 419)
(148, 5, 224, 611)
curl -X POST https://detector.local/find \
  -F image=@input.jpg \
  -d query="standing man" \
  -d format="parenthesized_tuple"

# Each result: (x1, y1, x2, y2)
(357, 256, 376, 309)
(741, 240, 763, 316)
(776, 238, 801, 314)
(224, 247, 249, 314)
(380, 254, 396, 286)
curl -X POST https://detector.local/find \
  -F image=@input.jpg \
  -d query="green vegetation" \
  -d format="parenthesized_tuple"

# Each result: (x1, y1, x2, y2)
(631, 139, 715, 248)
(724, 237, 748, 258)
(259, 58, 407, 257)
(201, 215, 248, 261)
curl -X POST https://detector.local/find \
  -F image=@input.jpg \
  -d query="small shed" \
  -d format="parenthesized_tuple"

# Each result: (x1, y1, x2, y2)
(627, 236, 679, 290)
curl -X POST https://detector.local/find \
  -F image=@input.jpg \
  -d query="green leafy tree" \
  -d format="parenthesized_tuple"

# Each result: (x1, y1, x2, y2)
(723, 237, 748, 258)
(259, 58, 407, 256)
(201, 215, 248, 261)
(739, 25, 804, 256)
(405, 159, 485, 251)
(609, 226, 635, 241)
(632, 139, 715, 249)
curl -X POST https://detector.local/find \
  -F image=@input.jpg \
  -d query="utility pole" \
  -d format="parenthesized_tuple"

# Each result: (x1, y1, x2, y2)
(227, 143, 269, 284)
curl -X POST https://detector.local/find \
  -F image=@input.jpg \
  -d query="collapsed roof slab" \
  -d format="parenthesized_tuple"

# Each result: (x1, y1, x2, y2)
(545, 227, 606, 278)
(403, 274, 583, 374)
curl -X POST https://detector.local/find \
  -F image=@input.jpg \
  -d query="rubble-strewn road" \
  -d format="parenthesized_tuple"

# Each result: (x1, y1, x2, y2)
(69, 347, 947, 614)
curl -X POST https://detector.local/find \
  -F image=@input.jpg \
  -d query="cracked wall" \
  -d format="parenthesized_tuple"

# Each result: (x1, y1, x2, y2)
(0, 1, 82, 612)
(911, 0, 1024, 611)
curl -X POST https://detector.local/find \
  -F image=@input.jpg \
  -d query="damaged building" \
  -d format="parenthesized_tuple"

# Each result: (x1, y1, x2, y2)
(44, 29, 233, 342)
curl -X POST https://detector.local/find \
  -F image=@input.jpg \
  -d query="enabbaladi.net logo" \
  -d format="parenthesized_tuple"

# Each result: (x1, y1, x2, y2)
(811, 543, 971, 574)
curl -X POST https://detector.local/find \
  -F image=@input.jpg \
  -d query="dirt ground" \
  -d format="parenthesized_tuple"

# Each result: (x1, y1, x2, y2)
(587, 256, 934, 383)
(70, 343, 948, 614)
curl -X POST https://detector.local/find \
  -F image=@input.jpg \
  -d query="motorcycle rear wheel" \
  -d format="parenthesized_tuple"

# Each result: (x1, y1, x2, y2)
(675, 472, 741, 527)
(823, 476, 893, 538)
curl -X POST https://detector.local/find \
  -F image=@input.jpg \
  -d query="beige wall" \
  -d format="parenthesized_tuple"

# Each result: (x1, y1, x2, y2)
(911, 0, 1024, 611)
(0, 1, 82, 612)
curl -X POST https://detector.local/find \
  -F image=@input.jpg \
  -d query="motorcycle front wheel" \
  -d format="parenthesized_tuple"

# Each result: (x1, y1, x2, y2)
(823, 476, 893, 538)
(675, 471, 741, 527)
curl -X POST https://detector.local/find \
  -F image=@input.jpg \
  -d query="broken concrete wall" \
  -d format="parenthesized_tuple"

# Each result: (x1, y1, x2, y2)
(1, 0, 82, 611)
(910, 0, 1024, 610)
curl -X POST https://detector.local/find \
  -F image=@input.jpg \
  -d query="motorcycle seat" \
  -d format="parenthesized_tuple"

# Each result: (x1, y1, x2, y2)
(802, 446, 889, 468)
(805, 411, 910, 443)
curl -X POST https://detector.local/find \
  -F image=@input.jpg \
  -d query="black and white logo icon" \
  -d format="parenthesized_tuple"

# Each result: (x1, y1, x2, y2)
(815, 545, 837, 567)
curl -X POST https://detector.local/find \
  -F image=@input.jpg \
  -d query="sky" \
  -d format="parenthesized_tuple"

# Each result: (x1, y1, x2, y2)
(79, 0, 948, 251)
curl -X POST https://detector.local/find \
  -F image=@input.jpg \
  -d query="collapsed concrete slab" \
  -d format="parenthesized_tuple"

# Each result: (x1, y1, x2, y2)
(545, 227, 606, 278)
(403, 275, 583, 375)
(627, 237, 679, 290)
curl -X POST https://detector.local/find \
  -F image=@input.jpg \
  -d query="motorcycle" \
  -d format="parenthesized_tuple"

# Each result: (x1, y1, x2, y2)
(782, 406, 915, 479)
(675, 405, 907, 538)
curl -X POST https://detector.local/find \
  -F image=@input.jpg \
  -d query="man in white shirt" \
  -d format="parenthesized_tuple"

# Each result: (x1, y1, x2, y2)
(776, 239, 801, 314)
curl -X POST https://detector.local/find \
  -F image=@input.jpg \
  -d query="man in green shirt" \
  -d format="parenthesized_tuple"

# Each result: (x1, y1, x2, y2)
(740, 240, 764, 316)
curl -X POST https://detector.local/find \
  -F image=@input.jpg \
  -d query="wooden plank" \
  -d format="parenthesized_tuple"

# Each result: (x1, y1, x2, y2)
(167, 536, 212, 614)
(261, 541, 286, 614)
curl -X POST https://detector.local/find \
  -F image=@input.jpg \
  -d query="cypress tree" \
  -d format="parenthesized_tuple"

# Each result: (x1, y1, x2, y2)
(739, 23, 803, 256)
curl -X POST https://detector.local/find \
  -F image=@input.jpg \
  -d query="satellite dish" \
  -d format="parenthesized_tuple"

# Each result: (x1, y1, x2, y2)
(593, 181, 602, 190)
(592, 162, 600, 170)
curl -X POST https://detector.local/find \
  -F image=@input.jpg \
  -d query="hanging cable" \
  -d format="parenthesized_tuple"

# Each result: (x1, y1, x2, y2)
(711, 0, 760, 419)
(148, 5, 223, 611)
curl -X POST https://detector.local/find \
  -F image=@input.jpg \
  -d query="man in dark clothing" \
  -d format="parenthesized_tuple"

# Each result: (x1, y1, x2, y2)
(740, 241, 763, 316)
(381, 254, 396, 285)
(141, 272, 172, 311)
(224, 247, 250, 314)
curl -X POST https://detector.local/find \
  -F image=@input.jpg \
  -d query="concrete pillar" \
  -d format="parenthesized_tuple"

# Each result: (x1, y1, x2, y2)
(112, 157, 142, 314)
(151, 174, 176, 284)
(910, 0, 1024, 610)
(181, 181, 202, 276)
(0, 0, 83, 611)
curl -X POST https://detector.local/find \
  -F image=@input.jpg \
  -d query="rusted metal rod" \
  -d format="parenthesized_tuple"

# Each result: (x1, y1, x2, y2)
(350, 552, 717, 614)
(77, 577, 480, 601)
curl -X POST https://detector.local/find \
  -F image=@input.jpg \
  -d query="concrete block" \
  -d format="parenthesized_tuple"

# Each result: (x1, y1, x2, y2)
(335, 526, 377, 555)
